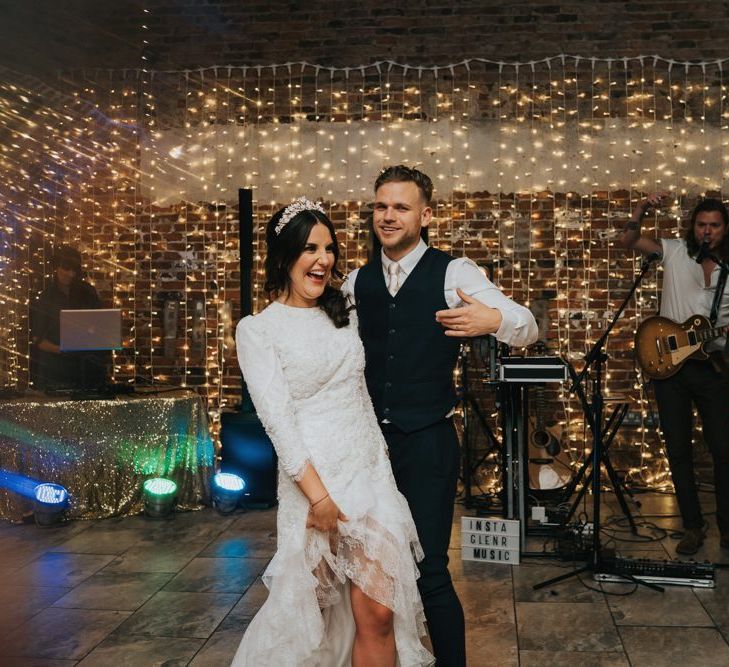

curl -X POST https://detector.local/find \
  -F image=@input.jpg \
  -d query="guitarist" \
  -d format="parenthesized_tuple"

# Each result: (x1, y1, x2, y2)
(619, 196, 729, 555)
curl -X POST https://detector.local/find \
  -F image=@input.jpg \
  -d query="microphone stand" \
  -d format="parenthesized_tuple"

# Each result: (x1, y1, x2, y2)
(696, 237, 729, 272)
(534, 253, 663, 592)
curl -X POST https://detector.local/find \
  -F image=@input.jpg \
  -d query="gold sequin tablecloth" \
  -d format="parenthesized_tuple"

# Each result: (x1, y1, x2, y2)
(0, 390, 214, 521)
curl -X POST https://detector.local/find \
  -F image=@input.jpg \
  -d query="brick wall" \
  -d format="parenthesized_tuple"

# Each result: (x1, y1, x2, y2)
(2, 1, 729, 76)
(138, 1, 729, 70)
(2, 1, 726, 482)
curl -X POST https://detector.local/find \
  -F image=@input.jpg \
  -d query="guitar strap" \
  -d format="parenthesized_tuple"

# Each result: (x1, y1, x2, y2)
(709, 265, 729, 374)
(709, 265, 728, 326)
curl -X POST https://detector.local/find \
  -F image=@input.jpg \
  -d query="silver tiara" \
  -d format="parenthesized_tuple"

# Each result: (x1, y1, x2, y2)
(275, 197, 326, 235)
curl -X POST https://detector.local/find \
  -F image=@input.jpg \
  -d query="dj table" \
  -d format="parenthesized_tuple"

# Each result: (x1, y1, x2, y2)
(0, 389, 214, 521)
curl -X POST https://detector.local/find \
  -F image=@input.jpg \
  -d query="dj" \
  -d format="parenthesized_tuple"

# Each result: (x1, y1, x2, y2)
(30, 246, 105, 391)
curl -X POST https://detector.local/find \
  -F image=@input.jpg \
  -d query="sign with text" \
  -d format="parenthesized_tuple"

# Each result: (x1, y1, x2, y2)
(461, 517, 520, 565)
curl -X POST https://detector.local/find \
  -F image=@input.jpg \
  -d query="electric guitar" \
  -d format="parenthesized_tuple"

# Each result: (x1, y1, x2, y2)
(634, 314, 728, 380)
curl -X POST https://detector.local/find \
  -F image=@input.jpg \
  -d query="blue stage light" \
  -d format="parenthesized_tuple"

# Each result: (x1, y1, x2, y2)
(212, 472, 246, 514)
(214, 472, 245, 492)
(0, 469, 43, 498)
(142, 477, 177, 518)
(33, 483, 70, 527)
(34, 483, 69, 505)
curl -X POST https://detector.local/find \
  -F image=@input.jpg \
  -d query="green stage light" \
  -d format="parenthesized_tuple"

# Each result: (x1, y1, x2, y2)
(142, 477, 177, 518)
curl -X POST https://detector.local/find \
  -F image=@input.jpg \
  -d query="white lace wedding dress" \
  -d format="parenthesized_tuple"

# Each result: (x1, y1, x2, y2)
(231, 301, 433, 667)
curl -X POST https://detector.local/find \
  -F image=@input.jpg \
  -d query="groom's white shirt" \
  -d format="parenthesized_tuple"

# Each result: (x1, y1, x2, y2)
(341, 239, 538, 348)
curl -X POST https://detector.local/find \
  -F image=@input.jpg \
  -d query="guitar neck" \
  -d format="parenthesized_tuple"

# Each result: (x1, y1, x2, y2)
(698, 325, 727, 342)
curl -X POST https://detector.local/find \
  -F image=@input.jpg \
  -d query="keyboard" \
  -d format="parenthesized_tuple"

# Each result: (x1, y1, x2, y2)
(594, 554, 715, 588)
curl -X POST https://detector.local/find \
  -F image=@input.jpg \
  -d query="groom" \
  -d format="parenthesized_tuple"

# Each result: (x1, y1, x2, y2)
(343, 165, 537, 665)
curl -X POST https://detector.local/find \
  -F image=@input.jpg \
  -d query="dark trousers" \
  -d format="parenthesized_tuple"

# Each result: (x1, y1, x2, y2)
(383, 418, 466, 667)
(653, 359, 729, 535)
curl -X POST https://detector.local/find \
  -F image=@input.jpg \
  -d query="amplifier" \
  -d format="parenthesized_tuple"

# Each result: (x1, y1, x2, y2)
(594, 555, 715, 588)
(499, 356, 567, 383)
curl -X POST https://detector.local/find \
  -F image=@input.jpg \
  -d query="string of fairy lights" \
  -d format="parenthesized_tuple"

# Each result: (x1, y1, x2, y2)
(2, 53, 729, 486)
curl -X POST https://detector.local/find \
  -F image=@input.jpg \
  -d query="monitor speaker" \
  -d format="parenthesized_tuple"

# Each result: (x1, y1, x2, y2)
(220, 411, 277, 508)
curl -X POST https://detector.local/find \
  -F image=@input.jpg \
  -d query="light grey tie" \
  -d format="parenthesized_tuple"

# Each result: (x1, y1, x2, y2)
(387, 261, 400, 296)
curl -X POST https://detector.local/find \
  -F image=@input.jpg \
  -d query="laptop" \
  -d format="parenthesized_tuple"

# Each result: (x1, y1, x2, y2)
(60, 309, 122, 352)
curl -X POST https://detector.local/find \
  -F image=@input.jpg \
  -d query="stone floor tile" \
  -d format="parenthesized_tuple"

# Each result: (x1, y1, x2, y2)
(0, 584, 70, 637)
(77, 634, 203, 666)
(132, 510, 234, 545)
(696, 568, 729, 641)
(619, 626, 729, 667)
(448, 554, 513, 583)
(516, 601, 622, 652)
(2, 659, 78, 667)
(454, 578, 515, 625)
(519, 649, 629, 666)
(113, 590, 239, 639)
(220, 578, 269, 628)
(51, 528, 146, 555)
(1, 518, 96, 547)
(0, 607, 129, 660)
(102, 541, 209, 574)
(0, 549, 44, 576)
(188, 625, 251, 666)
(630, 491, 681, 515)
(197, 530, 277, 558)
(609, 544, 672, 559)
(608, 585, 713, 626)
(227, 508, 278, 532)
(465, 622, 518, 666)
(52, 571, 174, 611)
(513, 562, 604, 603)
(2, 552, 114, 588)
(162, 556, 268, 594)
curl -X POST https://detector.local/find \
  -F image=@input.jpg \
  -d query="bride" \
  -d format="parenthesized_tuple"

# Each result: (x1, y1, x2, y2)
(232, 197, 434, 666)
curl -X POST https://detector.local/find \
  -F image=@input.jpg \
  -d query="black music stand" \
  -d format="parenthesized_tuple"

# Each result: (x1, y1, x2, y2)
(534, 253, 662, 592)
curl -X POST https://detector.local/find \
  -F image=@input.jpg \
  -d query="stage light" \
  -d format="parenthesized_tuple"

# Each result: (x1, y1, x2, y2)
(142, 477, 177, 518)
(33, 483, 70, 527)
(212, 472, 246, 515)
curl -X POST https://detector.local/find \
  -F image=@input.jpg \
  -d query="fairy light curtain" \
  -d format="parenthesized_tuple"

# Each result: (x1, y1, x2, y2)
(0, 74, 141, 391)
(1, 55, 726, 485)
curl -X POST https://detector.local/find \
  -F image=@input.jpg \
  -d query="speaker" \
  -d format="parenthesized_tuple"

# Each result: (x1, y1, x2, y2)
(220, 411, 277, 507)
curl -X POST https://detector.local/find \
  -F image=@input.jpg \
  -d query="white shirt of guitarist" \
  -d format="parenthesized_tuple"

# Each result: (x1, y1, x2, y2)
(659, 238, 729, 352)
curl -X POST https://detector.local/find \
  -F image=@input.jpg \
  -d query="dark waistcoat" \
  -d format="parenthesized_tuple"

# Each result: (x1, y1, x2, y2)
(355, 247, 461, 433)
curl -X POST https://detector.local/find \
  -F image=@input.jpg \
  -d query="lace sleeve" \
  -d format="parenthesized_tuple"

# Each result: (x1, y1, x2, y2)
(235, 315, 310, 480)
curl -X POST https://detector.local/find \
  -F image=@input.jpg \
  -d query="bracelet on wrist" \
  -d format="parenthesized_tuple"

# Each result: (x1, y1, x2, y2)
(310, 492, 329, 508)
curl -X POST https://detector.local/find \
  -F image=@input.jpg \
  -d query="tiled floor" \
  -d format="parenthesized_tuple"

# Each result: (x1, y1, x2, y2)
(0, 490, 727, 666)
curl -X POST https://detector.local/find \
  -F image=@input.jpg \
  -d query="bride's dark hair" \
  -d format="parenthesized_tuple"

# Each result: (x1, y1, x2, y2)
(264, 205, 351, 328)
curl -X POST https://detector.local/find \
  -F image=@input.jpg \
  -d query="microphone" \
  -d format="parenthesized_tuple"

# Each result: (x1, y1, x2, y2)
(695, 238, 711, 264)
